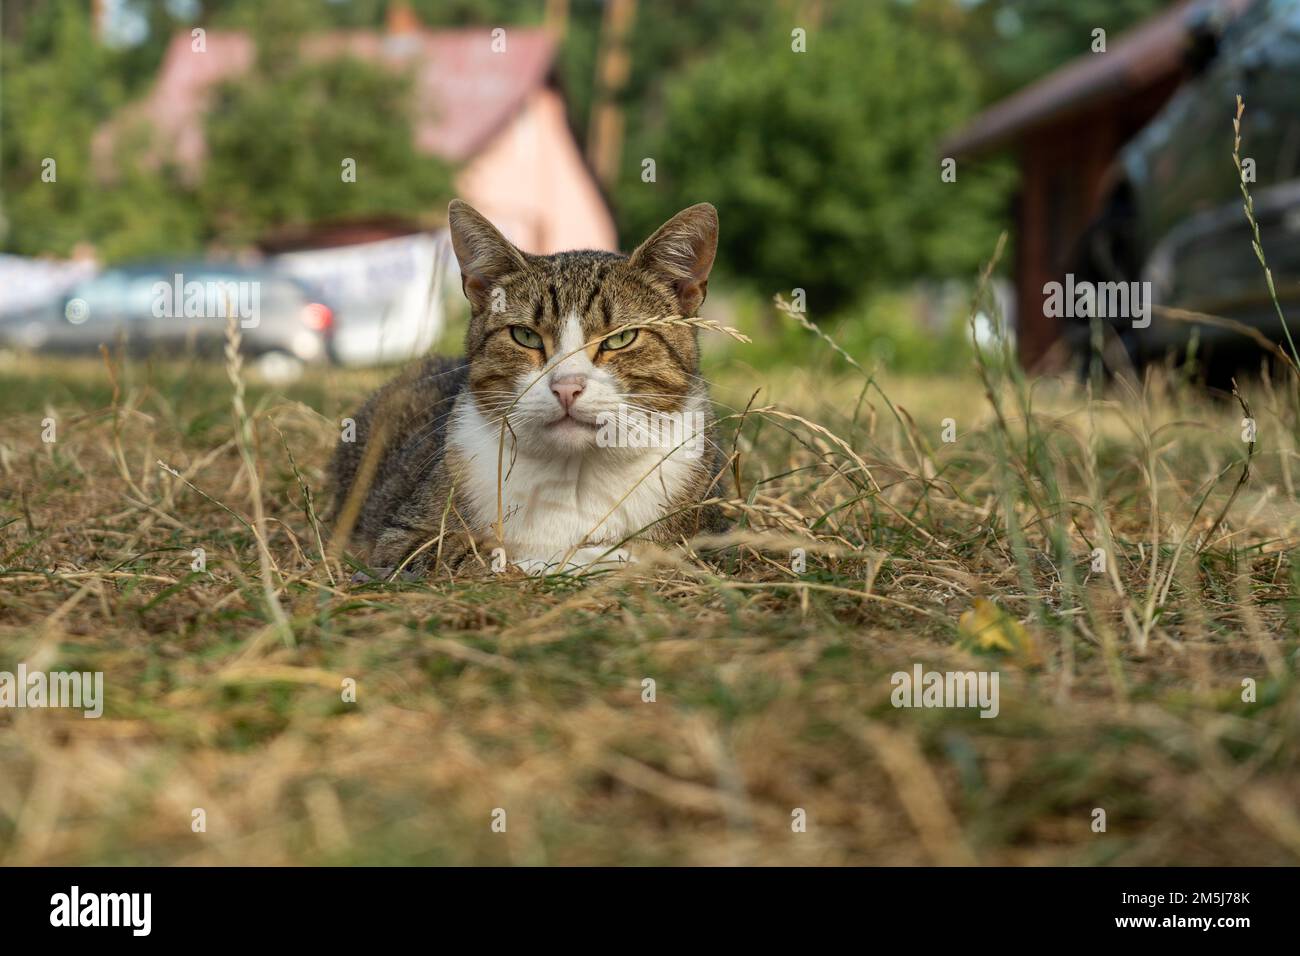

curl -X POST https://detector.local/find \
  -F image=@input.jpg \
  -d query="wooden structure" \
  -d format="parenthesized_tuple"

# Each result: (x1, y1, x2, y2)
(944, 0, 1250, 368)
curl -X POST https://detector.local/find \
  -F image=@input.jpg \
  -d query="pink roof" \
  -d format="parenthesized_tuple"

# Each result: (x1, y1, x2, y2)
(119, 27, 558, 173)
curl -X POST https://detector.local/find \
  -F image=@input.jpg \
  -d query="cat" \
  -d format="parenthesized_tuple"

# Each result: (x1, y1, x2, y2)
(329, 199, 728, 577)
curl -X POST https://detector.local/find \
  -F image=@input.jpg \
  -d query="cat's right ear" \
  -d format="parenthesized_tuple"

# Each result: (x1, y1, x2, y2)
(448, 200, 528, 311)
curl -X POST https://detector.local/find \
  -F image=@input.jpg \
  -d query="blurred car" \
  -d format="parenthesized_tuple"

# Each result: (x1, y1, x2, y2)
(0, 261, 336, 379)
(1070, 0, 1300, 372)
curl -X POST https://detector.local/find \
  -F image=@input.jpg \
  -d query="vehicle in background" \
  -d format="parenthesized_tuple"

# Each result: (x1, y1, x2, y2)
(268, 228, 449, 368)
(1069, 0, 1300, 375)
(0, 262, 335, 382)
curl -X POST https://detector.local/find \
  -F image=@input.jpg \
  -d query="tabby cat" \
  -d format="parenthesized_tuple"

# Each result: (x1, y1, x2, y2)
(329, 199, 726, 577)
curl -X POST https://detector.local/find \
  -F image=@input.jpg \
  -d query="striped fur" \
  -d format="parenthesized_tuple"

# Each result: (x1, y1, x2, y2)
(329, 200, 726, 576)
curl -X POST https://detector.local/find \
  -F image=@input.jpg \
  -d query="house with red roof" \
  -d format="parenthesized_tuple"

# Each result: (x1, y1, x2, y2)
(94, 8, 617, 366)
(103, 11, 616, 256)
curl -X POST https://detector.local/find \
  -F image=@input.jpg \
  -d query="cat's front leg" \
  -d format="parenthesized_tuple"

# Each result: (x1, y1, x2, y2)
(365, 526, 435, 579)
(365, 523, 490, 580)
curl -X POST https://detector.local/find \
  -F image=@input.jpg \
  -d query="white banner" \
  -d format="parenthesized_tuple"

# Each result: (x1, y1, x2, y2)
(273, 231, 453, 367)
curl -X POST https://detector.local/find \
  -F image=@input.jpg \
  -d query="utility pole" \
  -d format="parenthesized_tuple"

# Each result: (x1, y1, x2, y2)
(586, 0, 637, 190)
(544, 0, 570, 37)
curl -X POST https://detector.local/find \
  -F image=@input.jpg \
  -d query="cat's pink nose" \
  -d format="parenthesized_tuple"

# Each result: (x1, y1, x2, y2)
(551, 374, 587, 411)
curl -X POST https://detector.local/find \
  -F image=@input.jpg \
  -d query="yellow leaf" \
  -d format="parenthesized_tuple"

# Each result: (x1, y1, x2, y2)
(958, 598, 1041, 666)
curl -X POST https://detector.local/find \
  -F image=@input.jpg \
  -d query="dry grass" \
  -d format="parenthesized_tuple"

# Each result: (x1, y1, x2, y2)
(0, 311, 1297, 865)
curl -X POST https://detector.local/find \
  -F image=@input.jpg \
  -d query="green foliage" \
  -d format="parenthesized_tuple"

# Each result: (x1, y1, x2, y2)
(835, 292, 977, 375)
(557, 0, 775, 150)
(721, 289, 976, 377)
(0, 0, 452, 261)
(0, 0, 118, 255)
(959, 0, 1172, 99)
(615, 3, 1014, 317)
(88, 130, 208, 263)
(198, 55, 453, 247)
(4, 0, 1100, 307)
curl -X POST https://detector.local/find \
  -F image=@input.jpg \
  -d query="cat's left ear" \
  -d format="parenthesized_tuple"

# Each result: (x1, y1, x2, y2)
(629, 203, 718, 316)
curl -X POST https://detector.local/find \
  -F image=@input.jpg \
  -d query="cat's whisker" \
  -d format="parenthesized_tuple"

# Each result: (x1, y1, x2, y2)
(617, 415, 727, 462)
(397, 399, 515, 448)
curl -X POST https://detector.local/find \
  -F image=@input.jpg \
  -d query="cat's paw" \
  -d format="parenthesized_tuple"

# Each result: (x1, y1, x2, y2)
(571, 545, 634, 571)
(514, 546, 634, 577)
(512, 558, 556, 577)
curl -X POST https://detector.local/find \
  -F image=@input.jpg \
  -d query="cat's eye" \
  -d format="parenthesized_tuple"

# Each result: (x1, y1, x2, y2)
(601, 328, 638, 351)
(510, 326, 543, 350)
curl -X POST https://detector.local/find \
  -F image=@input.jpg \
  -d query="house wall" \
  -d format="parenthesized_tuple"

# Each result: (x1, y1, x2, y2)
(455, 87, 618, 255)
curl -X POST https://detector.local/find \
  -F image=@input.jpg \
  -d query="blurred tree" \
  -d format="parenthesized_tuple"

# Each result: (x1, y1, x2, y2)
(0, 0, 119, 255)
(954, 0, 1173, 99)
(198, 55, 454, 247)
(1, 0, 455, 260)
(86, 126, 207, 263)
(615, 2, 1013, 316)
(556, 0, 774, 172)
(6, 0, 1102, 297)
(100, 0, 202, 99)
(176, 0, 479, 247)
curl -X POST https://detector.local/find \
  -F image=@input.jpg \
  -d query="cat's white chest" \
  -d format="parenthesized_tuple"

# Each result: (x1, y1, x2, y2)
(447, 400, 699, 568)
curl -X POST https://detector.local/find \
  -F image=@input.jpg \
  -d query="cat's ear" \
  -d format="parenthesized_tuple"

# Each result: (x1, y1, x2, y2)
(629, 203, 718, 316)
(448, 199, 528, 311)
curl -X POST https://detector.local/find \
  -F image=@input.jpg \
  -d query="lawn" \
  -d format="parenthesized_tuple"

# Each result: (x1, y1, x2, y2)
(0, 325, 1297, 865)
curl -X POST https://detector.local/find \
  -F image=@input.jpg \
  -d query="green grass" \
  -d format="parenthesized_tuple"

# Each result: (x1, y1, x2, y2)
(0, 332, 1297, 865)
